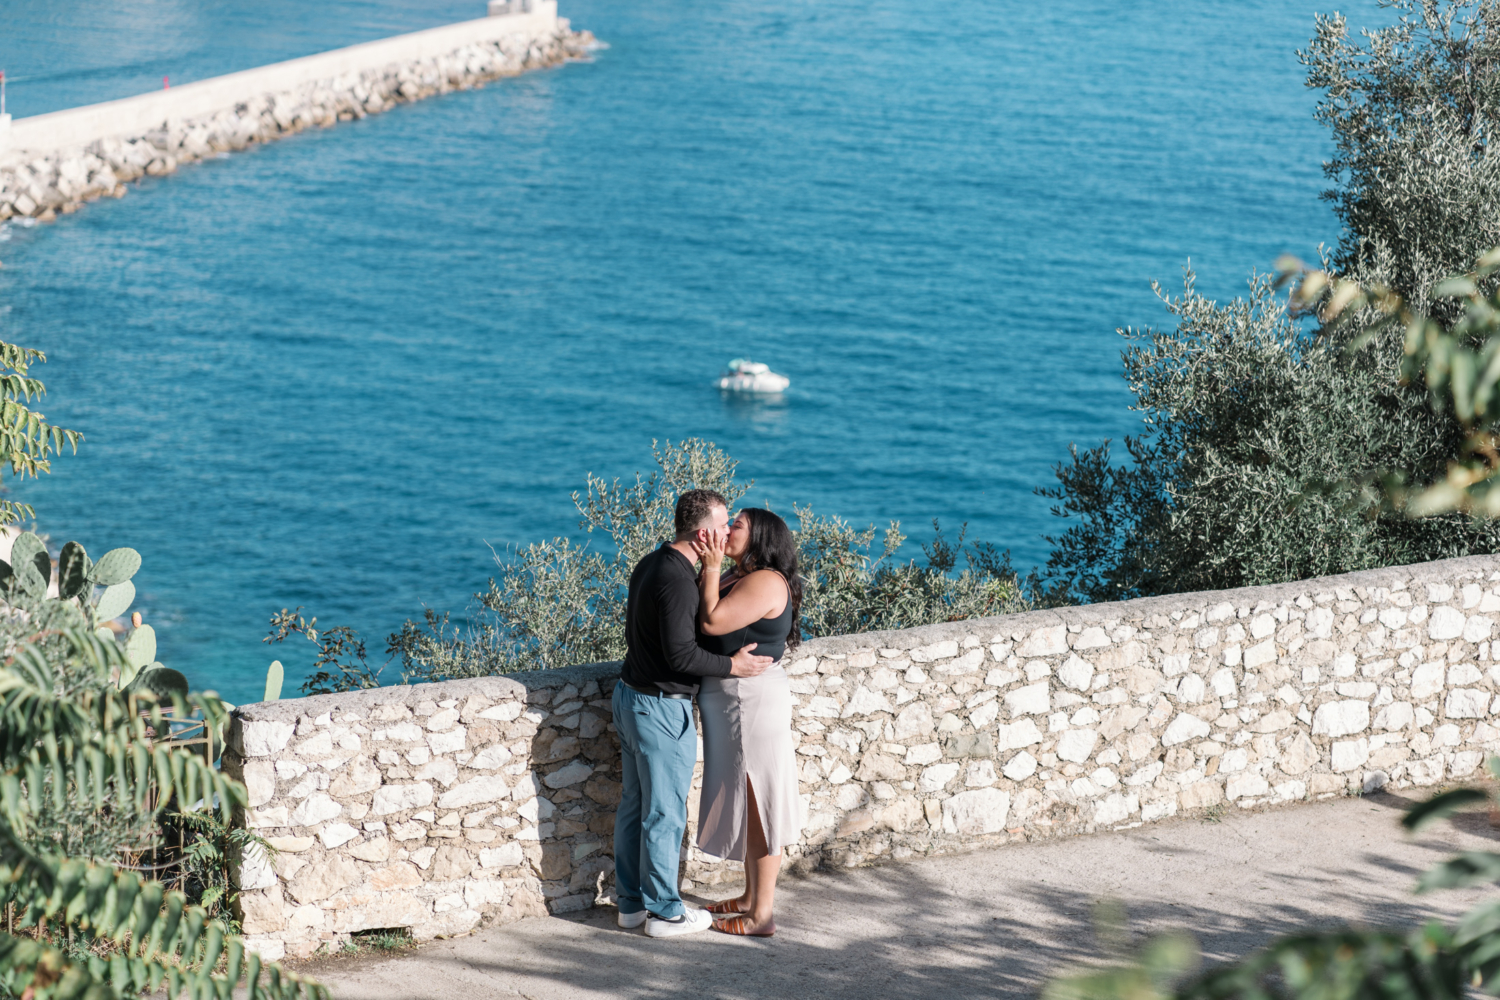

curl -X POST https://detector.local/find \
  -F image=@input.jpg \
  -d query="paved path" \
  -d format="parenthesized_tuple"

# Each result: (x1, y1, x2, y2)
(296, 792, 1500, 1000)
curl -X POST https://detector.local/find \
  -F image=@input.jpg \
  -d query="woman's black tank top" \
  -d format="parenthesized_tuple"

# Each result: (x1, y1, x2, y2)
(696, 572, 794, 663)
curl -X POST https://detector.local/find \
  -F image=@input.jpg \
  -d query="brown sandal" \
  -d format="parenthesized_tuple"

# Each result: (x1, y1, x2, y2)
(713, 915, 775, 937)
(705, 899, 750, 915)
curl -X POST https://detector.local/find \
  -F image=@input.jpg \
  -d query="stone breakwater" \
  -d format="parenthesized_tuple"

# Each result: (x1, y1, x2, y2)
(0, 24, 595, 225)
(225, 553, 1500, 960)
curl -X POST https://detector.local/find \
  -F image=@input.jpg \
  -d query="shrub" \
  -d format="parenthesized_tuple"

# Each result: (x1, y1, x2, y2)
(0, 571, 322, 999)
(376, 439, 1031, 683)
(1042, 0, 1500, 603)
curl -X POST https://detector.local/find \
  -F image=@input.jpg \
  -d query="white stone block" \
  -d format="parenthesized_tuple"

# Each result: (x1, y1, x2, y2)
(1219, 748, 1249, 773)
(1074, 627, 1110, 650)
(438, 774, 511, 808)
(1379, 607, 1408, 629)
(1005, 683, 1050, 716)
(427, 727, 467, 755)
(1452, 751, 1483, 777)
(941, 788, 1010, 834)
(242, 938, 285, 963)
(1409, 757, 1445, 785)
(1141, 798, 1178, 822)
(1466, 616, 1496, 643)
(1434, 724, 1462, 747)
(1449, 663, 1483, 685)
(1124, 762, 1163, 787)
(919, 762, 960, 792)
(1209, 669, 1237, 698)
(371, 782, 435, 816)
(1428, 605, 1466, 641)
(1162, 713, 1211, 747)
(1446, 688, 1490, 719)
(894, 702, 935, 737)
(1331, 738, 1369, 773)
(1250, 614, 1276, 640)
(912, 640, 960, 663)
(969, 701, 1000, 729)
(1311, 700, 1369, 738)
(1017, 626, 1067, 658)
(843, 686, 893, 717)
(802, 696, 841, 719)
(1056, 728, 1099, 763)
(1176, 675, 1206, 704)
(1093, 793, 1139, 826)
(541, 761, 593, 789)
(1410, 662, 1447, 700)
(1374, 702, 1413, 732)
(477, 701, 525, 722)
(1306, 607, 1334, 639)
(241, 720, 296, 757)
(1057, 655, 1093, 691)
(319, 823, 360, 849)
(1225, 773, 1269, 800)
(996, 719, 1044, 751)
(1002, 751, 1038, 780)
(965, 760, 998, 787)
(480, 843, 525, 869)
(288, 793, 342, 827)
(243, 761, 276, 808)
(904, 742, 942, 766)
(1243, 640, 1277, 669)
(468, 744, 514, 770)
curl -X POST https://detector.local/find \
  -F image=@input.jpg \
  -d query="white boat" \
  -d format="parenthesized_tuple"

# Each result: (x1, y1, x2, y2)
(716, 358, 790, 394)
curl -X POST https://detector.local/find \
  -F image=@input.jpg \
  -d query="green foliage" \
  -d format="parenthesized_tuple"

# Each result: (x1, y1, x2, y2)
(169, 809, 272, 922)
(0, 626, 323, 1000)
(1043, 0, 1500, 603)
(383, 438, 1032, 681)
(0, 542, 322, 999)
(265, 607, 383, 696)
(796, 511, 1029, 637)
(0, 342, 82, 526)
(1040, 268, 1500, 603)
(1042, 764, 1500, 1000)
(1303, 0, 1500, 313)
(263, 661, 283, 703)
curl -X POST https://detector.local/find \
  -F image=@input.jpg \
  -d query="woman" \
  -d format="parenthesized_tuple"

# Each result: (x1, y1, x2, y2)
(691, 507, 802, 938)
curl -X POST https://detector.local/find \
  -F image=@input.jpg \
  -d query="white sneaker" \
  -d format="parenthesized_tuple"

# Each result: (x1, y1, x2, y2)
(644, 908, 712, 938)
(618, 909, 649, 930)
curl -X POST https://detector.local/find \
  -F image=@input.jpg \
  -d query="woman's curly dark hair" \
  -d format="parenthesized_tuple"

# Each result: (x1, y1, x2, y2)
(735, 508, 803, 651)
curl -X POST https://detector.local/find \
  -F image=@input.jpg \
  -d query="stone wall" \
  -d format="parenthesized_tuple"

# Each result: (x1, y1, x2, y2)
(225, 554, 1500, 960)
(0, 5, 594, 224)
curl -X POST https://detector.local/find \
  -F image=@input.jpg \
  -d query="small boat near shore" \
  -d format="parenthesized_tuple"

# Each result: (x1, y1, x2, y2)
(716, 358, 789, 394)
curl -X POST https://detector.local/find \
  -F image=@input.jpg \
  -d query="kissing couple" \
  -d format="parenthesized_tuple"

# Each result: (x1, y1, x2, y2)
(612, 489, 803, 938)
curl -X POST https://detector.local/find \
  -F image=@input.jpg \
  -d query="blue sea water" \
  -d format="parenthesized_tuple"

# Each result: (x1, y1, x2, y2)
(0, 0, 1381, 704)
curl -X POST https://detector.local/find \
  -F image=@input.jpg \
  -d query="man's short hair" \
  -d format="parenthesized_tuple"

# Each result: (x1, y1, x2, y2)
(674, 489, 728, 537)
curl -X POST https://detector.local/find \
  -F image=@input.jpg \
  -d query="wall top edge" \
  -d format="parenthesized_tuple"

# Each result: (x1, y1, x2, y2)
(231, 552, 1500, 720)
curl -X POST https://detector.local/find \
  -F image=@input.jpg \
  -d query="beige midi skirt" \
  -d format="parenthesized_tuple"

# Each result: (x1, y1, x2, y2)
(696, 665, 801, 861)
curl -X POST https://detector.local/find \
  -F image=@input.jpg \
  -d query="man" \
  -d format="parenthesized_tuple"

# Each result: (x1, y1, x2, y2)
(612, 489, 773, 938)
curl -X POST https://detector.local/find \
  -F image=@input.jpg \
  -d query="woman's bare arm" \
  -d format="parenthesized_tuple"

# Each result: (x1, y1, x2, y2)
(698, 570, 786, 635)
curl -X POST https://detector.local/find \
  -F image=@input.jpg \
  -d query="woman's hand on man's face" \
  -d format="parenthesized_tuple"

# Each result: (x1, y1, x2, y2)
(691, 527, 728, 568)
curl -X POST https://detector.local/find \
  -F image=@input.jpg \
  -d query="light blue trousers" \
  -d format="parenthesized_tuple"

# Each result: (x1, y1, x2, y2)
(612, 680, 697, 919)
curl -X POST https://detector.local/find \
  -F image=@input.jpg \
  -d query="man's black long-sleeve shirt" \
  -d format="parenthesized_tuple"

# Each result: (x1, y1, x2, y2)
(620, 543, 732, 696)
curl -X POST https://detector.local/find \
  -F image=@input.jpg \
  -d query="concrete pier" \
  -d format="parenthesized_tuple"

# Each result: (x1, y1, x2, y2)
(0, 3, 594, 223)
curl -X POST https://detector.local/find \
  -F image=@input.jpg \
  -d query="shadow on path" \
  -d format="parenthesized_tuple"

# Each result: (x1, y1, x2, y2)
(308, 795, 1499, 1000)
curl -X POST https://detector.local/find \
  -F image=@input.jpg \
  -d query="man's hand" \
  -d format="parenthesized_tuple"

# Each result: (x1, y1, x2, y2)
(729, 643, 774, 678)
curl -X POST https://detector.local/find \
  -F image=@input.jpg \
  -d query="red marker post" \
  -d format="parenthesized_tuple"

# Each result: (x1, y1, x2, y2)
(163, 76, 170, 89)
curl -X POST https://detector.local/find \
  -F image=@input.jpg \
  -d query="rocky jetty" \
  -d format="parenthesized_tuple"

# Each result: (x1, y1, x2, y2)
(0, 24, 596, 224)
